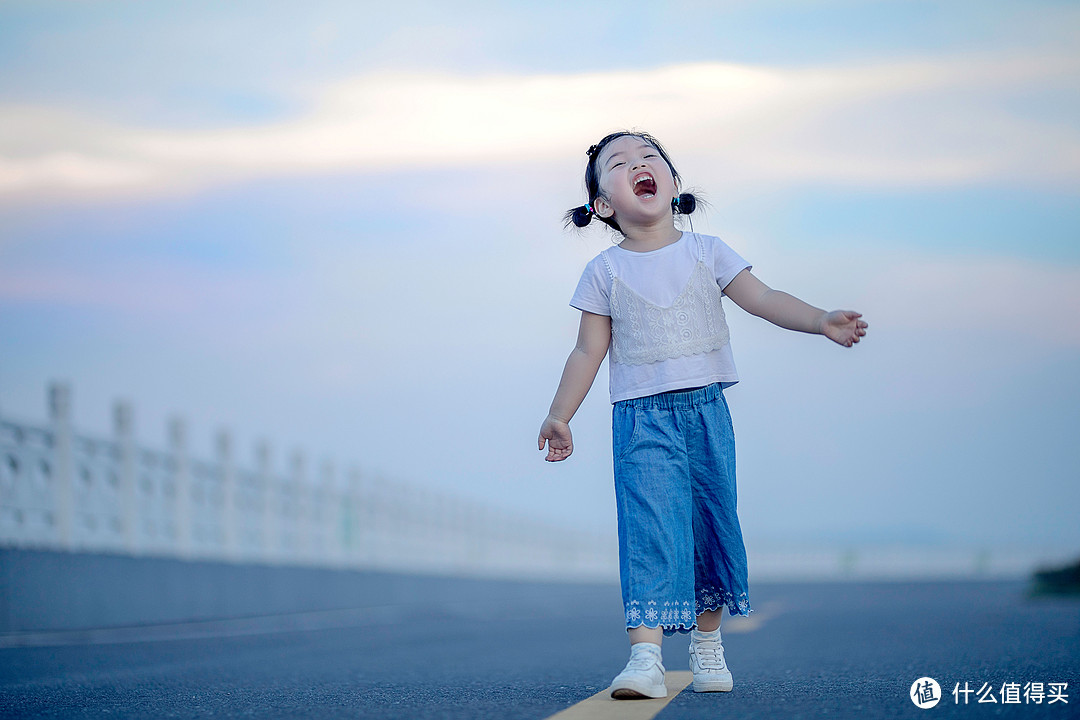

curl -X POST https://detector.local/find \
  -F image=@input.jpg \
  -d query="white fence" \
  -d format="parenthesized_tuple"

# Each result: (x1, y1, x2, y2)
(0, 383, 616, 580)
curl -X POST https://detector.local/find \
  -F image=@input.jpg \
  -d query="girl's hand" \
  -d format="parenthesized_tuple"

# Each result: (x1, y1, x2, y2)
(538, 415, 574, 462)
(819, 310, 868, 347)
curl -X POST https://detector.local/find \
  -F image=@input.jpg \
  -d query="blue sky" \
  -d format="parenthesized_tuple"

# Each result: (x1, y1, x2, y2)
(1, 0, 1078, 571)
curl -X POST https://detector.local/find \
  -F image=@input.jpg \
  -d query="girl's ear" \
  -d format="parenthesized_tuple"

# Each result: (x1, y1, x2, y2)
(593, 196, 614, 219)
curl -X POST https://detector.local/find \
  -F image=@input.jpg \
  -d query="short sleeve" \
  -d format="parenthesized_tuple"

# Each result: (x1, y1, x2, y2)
(709, 235, 751, 294)
(569, 255, 611, 316)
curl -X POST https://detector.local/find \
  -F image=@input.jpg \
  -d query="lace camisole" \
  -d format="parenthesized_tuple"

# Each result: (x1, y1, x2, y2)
(602, 233, 732, 366)
(569, 231, 751, 403)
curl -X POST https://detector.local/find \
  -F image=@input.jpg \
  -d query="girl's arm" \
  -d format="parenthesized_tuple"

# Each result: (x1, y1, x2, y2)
(539, 310, 612, 462)
(723, 268, 868, 347)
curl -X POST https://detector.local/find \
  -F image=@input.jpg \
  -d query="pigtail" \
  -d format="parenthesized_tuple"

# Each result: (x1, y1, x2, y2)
(563, 204, 594, 229)
(672, 192, 697, 215)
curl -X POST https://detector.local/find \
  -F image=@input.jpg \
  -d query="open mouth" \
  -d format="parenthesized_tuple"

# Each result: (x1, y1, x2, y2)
(633, 172, 657, 198)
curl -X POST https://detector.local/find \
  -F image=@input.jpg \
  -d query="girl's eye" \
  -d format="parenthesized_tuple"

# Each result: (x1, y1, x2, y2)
(610, 162, 625, 169)
(644, 154, 658, 159)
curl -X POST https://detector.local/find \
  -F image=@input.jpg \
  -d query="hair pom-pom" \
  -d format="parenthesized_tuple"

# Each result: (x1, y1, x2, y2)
(572, 205, 594, 227)
(563, 204, 594, 229)
(675, 192, 697, 215)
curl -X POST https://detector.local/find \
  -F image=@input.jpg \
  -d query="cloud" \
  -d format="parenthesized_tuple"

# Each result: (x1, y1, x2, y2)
(1, 54, 1078, 200)
(870, 256, 1080, 347)
(746, 242, 1080, 350)
(0, 263, 279, 319)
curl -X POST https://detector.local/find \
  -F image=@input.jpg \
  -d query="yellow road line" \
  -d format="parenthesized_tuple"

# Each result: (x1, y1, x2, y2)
(543, 601, 784, 719)
(543, 671, 693, 720)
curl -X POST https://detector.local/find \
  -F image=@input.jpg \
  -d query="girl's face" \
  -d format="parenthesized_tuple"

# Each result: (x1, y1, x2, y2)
(593, 135, 678, 229)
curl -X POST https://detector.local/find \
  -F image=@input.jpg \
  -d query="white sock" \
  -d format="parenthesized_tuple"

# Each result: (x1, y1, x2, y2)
(630, 641, 662, 660)
(692, 626, 720, 641)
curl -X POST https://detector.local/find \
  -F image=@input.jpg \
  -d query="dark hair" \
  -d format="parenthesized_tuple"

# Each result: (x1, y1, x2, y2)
(563, 130, 698, 233)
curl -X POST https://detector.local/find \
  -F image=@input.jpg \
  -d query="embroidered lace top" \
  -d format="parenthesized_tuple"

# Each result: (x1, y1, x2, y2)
(603, 234, 731, 366)
(570, 232, 751, 403)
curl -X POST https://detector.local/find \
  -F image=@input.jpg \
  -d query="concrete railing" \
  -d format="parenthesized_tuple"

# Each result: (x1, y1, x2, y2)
(0, 383, 616, 580)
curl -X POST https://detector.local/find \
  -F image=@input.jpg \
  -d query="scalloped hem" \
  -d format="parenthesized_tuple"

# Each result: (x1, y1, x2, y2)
(624, 592, 752, 636)
(624, 609, 755, 637)
(624, 620, 697, 638)
(697, 585, 752, 618)
(698, 602, 755, 618)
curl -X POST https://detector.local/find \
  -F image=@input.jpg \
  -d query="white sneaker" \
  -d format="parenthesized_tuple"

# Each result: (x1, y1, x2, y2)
(689, 628, 733, 692)
(610, 643, 667, 699)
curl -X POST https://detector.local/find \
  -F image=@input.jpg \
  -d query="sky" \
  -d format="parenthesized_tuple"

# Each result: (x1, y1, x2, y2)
(1, 0, 1078, 574)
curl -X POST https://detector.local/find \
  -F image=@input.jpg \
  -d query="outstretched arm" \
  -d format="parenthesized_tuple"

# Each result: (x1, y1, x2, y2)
(723, 268, 868, 347)
(538, 310, 612, 462)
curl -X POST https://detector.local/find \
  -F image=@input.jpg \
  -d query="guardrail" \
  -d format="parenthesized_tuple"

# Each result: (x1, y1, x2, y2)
(0, 383, 616, 579)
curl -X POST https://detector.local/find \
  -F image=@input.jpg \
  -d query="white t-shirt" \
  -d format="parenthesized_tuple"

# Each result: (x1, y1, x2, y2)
(570, 232, 751, 403)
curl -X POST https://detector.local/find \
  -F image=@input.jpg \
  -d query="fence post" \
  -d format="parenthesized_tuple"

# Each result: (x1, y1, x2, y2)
(217, 429, 237, 561)
(114, 399, 138, 555)
(48, 382, 74, 550)
(168, 416, 192, 559)
(319, 459, 340, 565)
(256, 440, 275, 563)
(367, 473, 384, 567)
(345, 466, 362, 567)
(291, 450, 308, 564)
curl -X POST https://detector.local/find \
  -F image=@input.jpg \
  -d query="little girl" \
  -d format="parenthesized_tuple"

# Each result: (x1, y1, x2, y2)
(538, 131, 867, 700)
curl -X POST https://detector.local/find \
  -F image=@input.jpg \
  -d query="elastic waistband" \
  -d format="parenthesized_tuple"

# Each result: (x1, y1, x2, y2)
(616, 383, 721, 410)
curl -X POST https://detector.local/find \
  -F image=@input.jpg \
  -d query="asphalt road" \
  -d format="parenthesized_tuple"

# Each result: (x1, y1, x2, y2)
(1, 577, 1077, 719)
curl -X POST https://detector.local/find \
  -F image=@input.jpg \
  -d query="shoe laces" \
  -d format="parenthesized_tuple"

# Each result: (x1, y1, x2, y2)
(625, 652, 661, 672)
(693, 638, 727, 670)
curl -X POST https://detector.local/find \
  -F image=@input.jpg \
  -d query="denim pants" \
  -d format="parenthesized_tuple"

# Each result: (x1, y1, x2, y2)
(612, 383, 752, 636)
